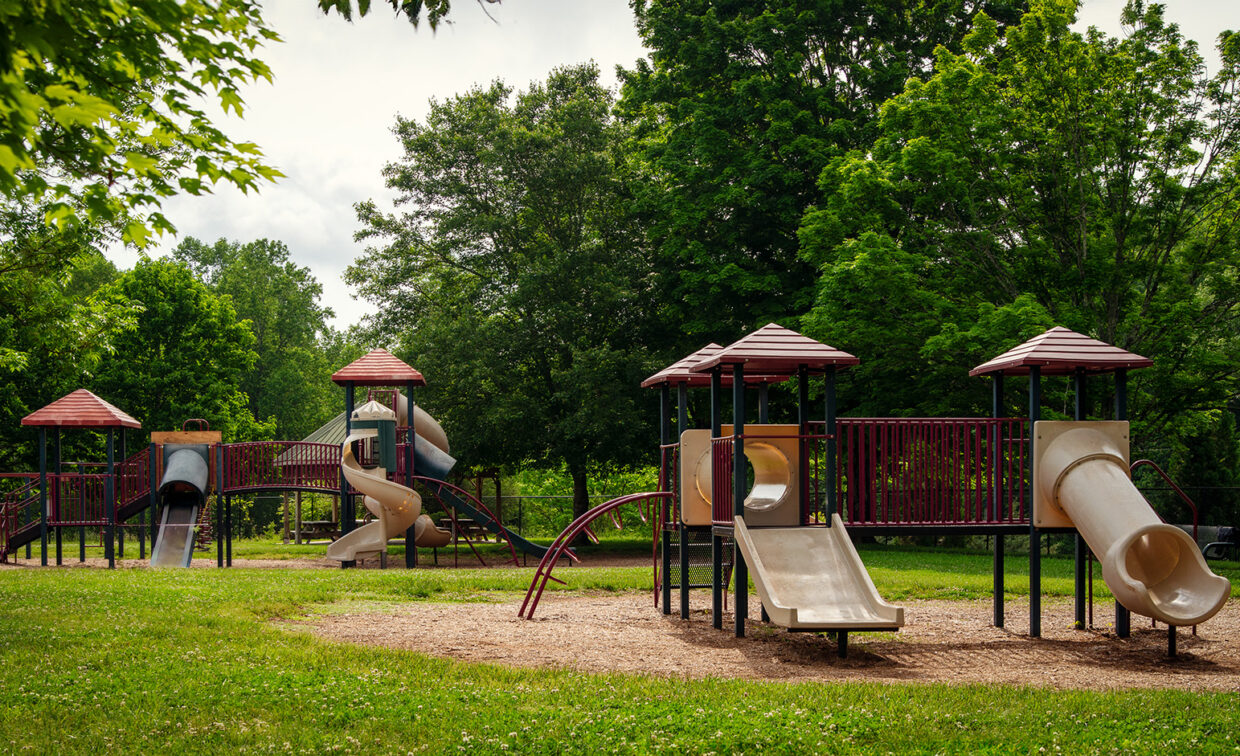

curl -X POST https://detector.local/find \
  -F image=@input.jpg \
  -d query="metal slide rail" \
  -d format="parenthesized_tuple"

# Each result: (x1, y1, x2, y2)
(223, 441, 340, 494)
(117, 447, 152, 510)
(0, 476, 40, 558)
(412, 475, 522, 567)
(519, 491, 673, 620)
(836, 418, 1028, 527)
(1130, 459, 1200, 543)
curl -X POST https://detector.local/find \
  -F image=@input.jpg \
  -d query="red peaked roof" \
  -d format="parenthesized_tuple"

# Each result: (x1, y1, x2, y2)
(690, 323, 859, 375)
(969, 326, 1153, 377)
(641, 344, 788, 388)
(21, 389, 141, 429)
(331, 349, 426, 386)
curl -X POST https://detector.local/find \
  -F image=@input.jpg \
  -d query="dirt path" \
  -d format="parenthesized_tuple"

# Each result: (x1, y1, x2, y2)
(302, 592, 1240, 692)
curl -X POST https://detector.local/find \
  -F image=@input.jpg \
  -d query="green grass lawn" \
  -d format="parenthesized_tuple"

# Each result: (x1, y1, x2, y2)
(0, 546, 1237, 754)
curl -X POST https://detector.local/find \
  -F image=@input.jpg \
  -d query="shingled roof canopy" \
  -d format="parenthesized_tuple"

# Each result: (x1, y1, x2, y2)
(690, 323, 860, 375)
(641, 343, 790, 388)
(969, 326, 1153, 377)
(21, 389, 141, 429)
(331, 348, 426, 387)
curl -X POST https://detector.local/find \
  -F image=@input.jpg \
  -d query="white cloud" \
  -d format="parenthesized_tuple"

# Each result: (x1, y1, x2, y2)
(106, 0, 650, 328)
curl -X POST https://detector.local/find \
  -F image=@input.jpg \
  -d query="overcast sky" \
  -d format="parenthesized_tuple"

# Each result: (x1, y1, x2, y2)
(105, 0, 1239, 329)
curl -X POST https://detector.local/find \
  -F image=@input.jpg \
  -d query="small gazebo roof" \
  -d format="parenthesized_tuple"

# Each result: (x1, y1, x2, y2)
(21, 389, 141, 429)
(331, 348, 426, 386)
(969, 326, 1153, 377)
(690, 323, 859, 375)
(641, 344, 789, 388)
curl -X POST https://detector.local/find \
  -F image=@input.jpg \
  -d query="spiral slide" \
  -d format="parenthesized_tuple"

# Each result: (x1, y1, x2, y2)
(327, 402, 439, 562)
(1034, 421, 1231, 626)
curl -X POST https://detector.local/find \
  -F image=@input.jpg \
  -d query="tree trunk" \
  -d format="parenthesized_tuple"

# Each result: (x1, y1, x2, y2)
(571, 467, 590, 547)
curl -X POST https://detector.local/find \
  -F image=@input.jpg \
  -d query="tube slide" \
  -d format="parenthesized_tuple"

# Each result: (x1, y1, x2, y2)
(151, 444, 209, 568)
(1036, 422, 1230, 626)
(733, 515, 905, 630)
(327, 402, 422, 562)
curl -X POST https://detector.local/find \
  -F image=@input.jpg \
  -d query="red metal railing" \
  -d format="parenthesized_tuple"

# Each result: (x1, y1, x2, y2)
(49, 473, 108, 526)
(117, 447, 151, 509)
(836, 418, 1027, 527)
(223, 442, 340, 494)
(710, 436, 734, 525)
(1, 475, 40, 558)
(1131, 459, 1199, 542)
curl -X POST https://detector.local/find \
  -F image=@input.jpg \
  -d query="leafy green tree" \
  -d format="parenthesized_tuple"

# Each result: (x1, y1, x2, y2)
(316, 0, 499, 29)
(1, 0, 486, 244)
(798, 2, 1240, 455)
(0, 0, 285, 244)
(90, 258, 273, 442)
(349, 63, 657, 525)
(0, 215, 133, 468)
(617, 0, 1028, 342)
(173, 237, 337, 440)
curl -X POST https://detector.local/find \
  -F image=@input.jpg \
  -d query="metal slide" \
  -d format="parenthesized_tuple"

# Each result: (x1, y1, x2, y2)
(151, 445, 209, 568)
(732, 515, 905, 631)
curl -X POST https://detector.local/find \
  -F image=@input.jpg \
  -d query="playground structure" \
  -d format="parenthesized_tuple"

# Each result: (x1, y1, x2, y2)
(0, 349, 541, 569)
(523, 324, 1231, 658)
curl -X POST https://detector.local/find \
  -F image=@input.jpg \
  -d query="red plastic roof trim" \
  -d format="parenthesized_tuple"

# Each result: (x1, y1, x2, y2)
(642, 343, 789, 388)
(21, 389, 141, 429)
(690, 323, 859, 375)
(969, 326, 1153, 377)
(331, 348, 427, 386)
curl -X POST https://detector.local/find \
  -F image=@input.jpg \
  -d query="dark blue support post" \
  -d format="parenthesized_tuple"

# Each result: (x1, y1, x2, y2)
(150, 443, 159, 559)
(677, 383, 690, 621)
(710, 367, 723, 630)
(105, 428, 115, 569)
(405, 380, 417, 569)
(54, 429, 62, 565)
(225, 493, 232, 567)
(117, 430, 126, 560)
(341, 381, 356, 569)
(81, 461, 89, 563)
(824, 366, 838, 525)
(1073, 368, 1088, 630)
(993, 373, 1005, 628)
(758, 384, 769, 424)
(216, 444, 224, 568)
(732, 363, 747, 638)
(1114, 369, 1131, 638)
(38, 427, 47, 566)
(1029, 366, 1041, 637)
(660, 384, 672, 614)
(797, 367, 809, 520)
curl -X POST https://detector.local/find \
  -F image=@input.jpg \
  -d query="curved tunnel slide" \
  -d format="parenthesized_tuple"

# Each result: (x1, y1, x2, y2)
(327, 402, 440, 562)
(1036, 422, 1231, 626)
(150, 444, 209, 568)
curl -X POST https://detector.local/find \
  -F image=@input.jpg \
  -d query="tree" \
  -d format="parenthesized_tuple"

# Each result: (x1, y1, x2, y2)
(0, 0, 489, 245)
(0, 217, 134, 468)
(174, 237, 338, 440)
(315, 0, 500, 30)
(798, 1, 1240, 460)
(617, 0, 1028, 342)
(349, 63, 657, 525)
(90, 258, 273, 441)
(0, 0, 284, 244)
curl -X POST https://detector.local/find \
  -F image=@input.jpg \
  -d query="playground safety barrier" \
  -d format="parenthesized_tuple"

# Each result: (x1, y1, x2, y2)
(836, 418, 1028, 528)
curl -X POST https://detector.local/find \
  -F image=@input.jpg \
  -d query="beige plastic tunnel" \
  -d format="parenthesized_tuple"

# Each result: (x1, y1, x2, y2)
(1035, 422, 1231, 627)
(679, 425, 801, 527)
